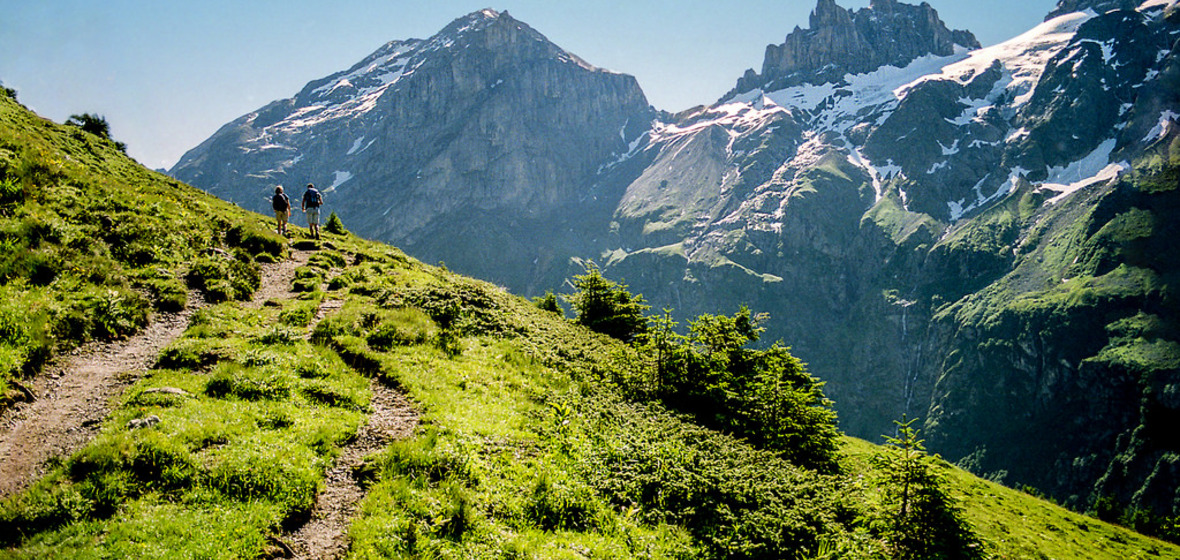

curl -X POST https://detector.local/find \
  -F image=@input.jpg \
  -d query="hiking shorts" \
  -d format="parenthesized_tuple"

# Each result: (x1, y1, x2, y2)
(305, 207, 320, 226)
(275, 209, 289, 222)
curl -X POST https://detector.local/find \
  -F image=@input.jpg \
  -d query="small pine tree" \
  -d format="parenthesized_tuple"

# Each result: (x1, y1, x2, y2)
(65, 113, 127, 153)
(563, 261, 649, 342)
(533, 291, 562, 314)
(869, 416, 983, 560)
(324, 211, 347, 235)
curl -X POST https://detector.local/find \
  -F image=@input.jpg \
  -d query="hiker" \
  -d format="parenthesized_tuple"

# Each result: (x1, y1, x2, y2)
(301, 182, 324, 240)
(272, 185, 291, 235)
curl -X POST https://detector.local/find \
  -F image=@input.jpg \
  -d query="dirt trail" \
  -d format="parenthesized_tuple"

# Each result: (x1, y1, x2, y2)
(0, 249, 308, 498)
(0, 291, 206, 497)
(0, 247, 419, 559)
(281, 296, 419, 559)
(284, 379, 418, 559)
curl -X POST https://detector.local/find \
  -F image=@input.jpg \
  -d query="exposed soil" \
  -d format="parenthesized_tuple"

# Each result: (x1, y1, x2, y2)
(0, 289, 208, 497)
(279, 297, 419, 559)
(282, 378, 418, 559)
(0, 249, 309, 497)
(0, 247, 419, 559)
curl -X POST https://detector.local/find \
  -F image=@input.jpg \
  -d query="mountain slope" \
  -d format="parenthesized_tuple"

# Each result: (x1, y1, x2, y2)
(2, 92, 1177, 558)
(592, 0, 1180, 524)
(171, 0, 1180, 530)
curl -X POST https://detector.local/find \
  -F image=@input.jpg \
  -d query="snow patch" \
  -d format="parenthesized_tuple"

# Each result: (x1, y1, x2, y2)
(1144, 110, 1178, 143)
(1139, 0, 1180, 12)
(847, 149, 885, 201)
(729, 49, 972, 138)
(324, 171, 353, 193)
(904, 11, 1094, 111)
(948, 168, 1027, 221)
(346, 136, 366, 156)
(1040, 139, 1126, 203)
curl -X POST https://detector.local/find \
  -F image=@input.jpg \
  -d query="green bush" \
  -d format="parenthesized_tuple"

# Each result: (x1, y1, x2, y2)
(329, 335, 383, 375)
(308, 250, 346, 270)
(324, 211, 347, 235)
(300, 381, 365, 410)
(52, 287, 150, 343)
(156, 338, 232, 370)
(202, 441, 319, 515)
(204, 363, 291, 401)
(279, 297, 320, 327)
(292, 265, 324, 293)
(141, 275, 187, 312)
(564, 261, 649, 342)
(186, 255, 260, 302)
(373, 428, 470, 486)
(366, 308, 438, 350)
(636, 307, 842, 473)
(533, 291, 562, 314)
(0, 175, 24, 207)
(571, 390, 857, 559)
(525, 469, 604, 532)
(226, 222, 285, 259)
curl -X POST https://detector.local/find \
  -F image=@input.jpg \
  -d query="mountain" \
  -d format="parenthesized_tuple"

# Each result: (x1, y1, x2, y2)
(172, 0, 1180, 530)
(171, 9, 654, 292)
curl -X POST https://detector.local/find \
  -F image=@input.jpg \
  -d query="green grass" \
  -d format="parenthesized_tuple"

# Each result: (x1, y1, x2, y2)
(1, 298, 371, 558)
(1, 82, 1178, 560)
(842, 438, 1176, 559)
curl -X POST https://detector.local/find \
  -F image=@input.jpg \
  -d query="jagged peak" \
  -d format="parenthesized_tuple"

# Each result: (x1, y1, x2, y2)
(811, 0, 852, 27)
(726, 0, 979, 99)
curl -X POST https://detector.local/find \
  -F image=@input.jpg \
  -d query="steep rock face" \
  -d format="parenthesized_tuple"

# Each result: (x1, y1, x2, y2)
(731, 0, 979, 94)
(172, 10, 654, 291)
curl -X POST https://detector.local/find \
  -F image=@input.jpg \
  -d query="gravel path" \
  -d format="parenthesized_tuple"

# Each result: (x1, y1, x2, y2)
(283, 377, 418, 559)
(0, 289, 207, 497)
(280, 296, 419, 559)
(0, 247, 420, 560)
(0, 250, 306, 498)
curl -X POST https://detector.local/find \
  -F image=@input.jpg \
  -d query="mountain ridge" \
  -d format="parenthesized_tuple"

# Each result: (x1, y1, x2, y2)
(728, 0, 980, 97)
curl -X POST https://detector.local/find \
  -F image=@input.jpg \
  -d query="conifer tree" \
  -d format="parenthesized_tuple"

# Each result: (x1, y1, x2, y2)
(564, 262, 649, 342)
(870, 416, 983, 560)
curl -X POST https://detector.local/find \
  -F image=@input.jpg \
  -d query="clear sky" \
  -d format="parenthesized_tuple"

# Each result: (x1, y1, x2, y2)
(0, 0, 1058, 170)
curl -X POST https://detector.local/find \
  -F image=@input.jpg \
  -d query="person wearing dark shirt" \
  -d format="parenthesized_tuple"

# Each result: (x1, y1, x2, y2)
(301, 183, 323, 240)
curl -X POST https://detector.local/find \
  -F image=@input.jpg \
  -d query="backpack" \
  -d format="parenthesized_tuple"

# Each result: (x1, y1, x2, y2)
(305, 188, 323, 208)
(272, 192, 290, 211)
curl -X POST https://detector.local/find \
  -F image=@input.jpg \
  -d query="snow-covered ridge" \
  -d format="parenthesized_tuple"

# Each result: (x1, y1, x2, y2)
(901, 10, 1094, 109)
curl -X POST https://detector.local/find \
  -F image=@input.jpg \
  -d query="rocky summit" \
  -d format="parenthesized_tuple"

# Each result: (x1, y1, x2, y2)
(174, 0, 1180, 526)
(172, 9, 655, 290)
(730, 0, 980, 95)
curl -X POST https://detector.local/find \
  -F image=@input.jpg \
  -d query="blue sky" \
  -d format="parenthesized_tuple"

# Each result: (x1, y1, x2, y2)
(0, 0, 1058, 169)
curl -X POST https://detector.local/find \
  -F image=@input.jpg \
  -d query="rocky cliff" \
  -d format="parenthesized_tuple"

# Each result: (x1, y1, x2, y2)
(730, 0, 979, 95)
(172, 9, 655, 291)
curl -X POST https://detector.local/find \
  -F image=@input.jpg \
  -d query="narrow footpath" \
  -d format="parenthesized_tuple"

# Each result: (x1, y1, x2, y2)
(0, 249, 309, 497)
(281, 295, 419, 560)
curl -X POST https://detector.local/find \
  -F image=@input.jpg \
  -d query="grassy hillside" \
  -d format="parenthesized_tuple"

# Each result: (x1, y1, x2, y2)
(0, 93, 1176, 559)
